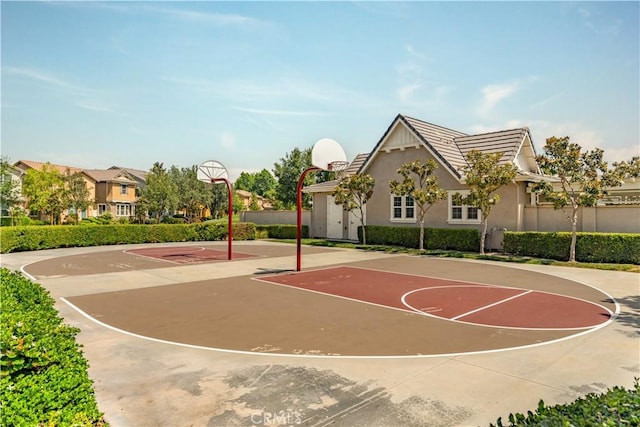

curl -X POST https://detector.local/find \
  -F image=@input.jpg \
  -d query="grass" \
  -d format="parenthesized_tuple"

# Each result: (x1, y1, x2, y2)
(274, 238, 640, 273)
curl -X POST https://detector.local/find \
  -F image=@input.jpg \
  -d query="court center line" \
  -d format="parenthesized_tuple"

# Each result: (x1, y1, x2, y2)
(451, 290, 533, 320)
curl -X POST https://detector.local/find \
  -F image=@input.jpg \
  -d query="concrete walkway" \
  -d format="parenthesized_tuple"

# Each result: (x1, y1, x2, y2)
(2, 241, 638, 427)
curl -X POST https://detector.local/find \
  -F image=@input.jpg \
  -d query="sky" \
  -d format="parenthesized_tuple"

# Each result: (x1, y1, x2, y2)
(2, 1, 639, 180)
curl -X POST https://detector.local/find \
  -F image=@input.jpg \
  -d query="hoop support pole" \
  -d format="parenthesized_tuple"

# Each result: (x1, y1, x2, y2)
(212, 178, 233, 260)
(297, 167, 319, 271)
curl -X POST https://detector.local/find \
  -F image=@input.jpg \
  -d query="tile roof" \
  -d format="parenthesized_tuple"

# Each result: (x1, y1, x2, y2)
(363, 114, 533, 180)
(15, 160, 83, 175)
(402, 115, 469, 174)
(109, 166, 148, 180)
(83, 169, 137, 184)
(454, 127, 529, 166)
(345, 153, 369, 175)
(304, 153, 370, 193)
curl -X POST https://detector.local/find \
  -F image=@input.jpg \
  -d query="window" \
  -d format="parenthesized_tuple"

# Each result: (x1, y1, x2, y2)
(120, 184, 128, 195)
(448, 192, 481, 224)
(116, 204, 131, 217)
(98, 204, 107, 215)
(390, 195, 416, 222)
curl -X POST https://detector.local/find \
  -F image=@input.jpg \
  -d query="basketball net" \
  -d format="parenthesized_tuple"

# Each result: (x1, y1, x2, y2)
(328, 161, 349, 179)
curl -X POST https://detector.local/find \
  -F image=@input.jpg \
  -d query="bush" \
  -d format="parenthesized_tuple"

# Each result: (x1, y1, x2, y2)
(491, 379, 639, 426)
(0, 268, 105, 426)
(0, 223, 257, 253)
(504, 232, 640, 264)
(360, 225, 480, 252)
(255, 224, 309, 239)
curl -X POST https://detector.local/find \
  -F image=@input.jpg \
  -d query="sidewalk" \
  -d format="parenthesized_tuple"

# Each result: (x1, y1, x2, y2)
(2, 241, 638, 426)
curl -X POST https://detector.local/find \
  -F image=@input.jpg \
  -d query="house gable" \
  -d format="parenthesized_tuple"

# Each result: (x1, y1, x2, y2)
(361, 114, 468, 181)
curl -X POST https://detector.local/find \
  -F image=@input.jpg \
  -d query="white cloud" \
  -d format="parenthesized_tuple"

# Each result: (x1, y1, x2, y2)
(3, 66, 87, 93)
(397, 81, 423, 102)
(405, 44, 426, 60)
(220, 132, 236, 151)
(143, 5, 269, 29)
(478, 81, 520, 114)
(476, 76, 539, 116)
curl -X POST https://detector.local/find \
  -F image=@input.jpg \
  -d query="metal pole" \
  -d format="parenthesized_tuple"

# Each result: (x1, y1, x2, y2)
(213, 178, 233, 260)
(297, 167, 319, 271)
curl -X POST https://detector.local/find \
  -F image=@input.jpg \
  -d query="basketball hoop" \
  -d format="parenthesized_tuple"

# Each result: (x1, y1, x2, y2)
(197, 160, 232, 260)
(297, 138, 348, 272)
(328, 160, 349, 179)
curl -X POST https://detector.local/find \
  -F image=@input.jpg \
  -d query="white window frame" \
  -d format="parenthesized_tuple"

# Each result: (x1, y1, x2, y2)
(98, 204, 107, 215)
(390, 194, 416, 223)
(447, 191, 481, 224)
(116, 203, 131, 217)
(120, 184, 128, 195)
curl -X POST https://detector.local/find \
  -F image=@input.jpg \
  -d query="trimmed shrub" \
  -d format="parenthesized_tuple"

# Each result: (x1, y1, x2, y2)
(0, 268, 105, 425)
(0, 222, 257, 253)
(504, 232, 640, 264)
(492, 379, 639, 426)
(360, 225, 480, 252)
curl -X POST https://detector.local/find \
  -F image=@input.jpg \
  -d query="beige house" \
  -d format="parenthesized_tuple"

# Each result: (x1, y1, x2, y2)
(305, 114, 640, 243)
(12, 160, 143, 221)
(13, 160, 98, 221)
(83, 169, 139, 218)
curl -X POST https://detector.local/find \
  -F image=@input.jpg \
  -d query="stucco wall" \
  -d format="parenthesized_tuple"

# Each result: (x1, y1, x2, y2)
(240, 210, 311, 227)
(525, 205, 640, 233)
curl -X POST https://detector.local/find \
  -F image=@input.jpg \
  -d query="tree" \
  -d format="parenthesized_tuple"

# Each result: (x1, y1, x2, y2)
(389, 159, 447, 250)
(333, 174, 375, 244)
(207, 183, 228, 219)
(0, 157, 21, 224)
(65, 171, 91, 224)
(140, 162, 178, 221)
(249, 193, 261, 211)
(253, 169, 277, 198)
(273, 147, 314, 210)
(21, 163, 66, 224)
(234, 169, 277, 199)
(456, 150, 518, 255)
(233, 172, 256, 193)
(613, 156, 640, 180)
(170, 165, 211, 222)
(533, 136, 621, 262)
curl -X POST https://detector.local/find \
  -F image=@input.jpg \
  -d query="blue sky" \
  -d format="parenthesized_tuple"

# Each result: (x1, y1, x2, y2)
(2, 1, 638, 180)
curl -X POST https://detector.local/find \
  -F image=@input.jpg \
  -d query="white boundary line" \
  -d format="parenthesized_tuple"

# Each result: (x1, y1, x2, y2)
(21, 250, 621, 360)
(451, 290, 533, 320)
(401, 285, 614, 330)
(255, 266, 616, 330)
(251, 275, 417, 317)
(122, 246, 208, 265)
(60, 295, 618, 360)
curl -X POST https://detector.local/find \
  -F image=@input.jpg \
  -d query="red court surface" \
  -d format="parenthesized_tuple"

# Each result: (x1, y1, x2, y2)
(256, 266, 612, 329)
(125, 246, 257, 264)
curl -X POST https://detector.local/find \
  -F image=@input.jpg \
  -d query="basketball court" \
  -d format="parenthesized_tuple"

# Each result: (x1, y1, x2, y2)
(22, 243, 616, 358)
(6, 240, 638, 426)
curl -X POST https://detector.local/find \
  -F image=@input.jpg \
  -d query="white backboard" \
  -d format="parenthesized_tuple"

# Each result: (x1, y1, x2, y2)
(197, 160, 229, 182)
(311, 138, 347, 171)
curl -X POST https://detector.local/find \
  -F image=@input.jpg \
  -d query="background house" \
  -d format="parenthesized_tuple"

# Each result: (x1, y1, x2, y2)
(83, 169, 139, 218)
(305, 114, 640, 243)
(12, 161, 143, 222)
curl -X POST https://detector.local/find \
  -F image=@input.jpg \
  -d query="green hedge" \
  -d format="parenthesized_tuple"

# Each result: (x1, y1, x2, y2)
(504, 232, 640, 264)
(360, 225, 480, 252)
(491, 379, 639, 426)
(255, 224, 309, 239)
(0, 268, 106, 426)
(0, 222, 257, 253)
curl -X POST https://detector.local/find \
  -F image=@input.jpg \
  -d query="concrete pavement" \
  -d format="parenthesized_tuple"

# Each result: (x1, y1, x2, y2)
(2, 240, 638, 427)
